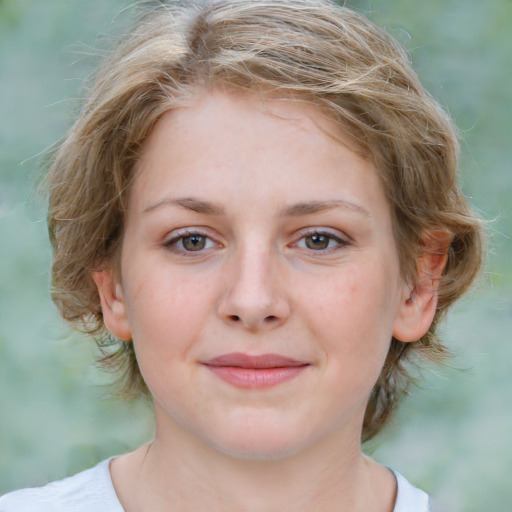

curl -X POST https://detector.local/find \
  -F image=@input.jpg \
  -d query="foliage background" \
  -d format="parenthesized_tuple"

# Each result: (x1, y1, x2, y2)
(0, 0, 510, 509)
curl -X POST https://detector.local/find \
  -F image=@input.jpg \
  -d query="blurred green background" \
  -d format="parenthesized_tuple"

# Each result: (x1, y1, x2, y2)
(0, 0, 510, 509)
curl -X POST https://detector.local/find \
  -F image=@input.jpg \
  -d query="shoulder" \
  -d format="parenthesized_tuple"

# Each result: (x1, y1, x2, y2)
(392, 470, 430, 512)
(0, 459, 124, 512)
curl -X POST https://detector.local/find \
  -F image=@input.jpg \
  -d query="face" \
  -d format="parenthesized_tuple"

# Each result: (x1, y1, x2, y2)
(96, 90, 420, 460)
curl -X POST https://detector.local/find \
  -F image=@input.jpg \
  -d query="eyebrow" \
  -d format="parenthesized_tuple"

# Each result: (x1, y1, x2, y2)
(281, 200, 370, 218)
(144, 197, 225, 215)
(143, 196, 369, 218)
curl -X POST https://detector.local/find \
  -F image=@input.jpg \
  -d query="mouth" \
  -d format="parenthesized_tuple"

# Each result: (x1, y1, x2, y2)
(201, 353, 310, 389)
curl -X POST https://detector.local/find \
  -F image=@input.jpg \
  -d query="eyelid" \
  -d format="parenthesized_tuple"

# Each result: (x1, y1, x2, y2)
(162, 226, 350, 254)
(291, 227, 351, 251)
(163, 228, 220, 253)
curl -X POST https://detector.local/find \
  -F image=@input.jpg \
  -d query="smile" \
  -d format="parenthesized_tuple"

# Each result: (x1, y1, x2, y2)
(202, 353, 311, 389)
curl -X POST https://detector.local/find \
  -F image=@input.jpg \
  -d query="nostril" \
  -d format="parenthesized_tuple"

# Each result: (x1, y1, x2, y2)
(229, 315, 240, 322)
(264, 315, 278, 322)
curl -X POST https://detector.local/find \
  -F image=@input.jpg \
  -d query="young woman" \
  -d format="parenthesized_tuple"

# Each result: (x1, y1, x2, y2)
(0, 1, 483, 510)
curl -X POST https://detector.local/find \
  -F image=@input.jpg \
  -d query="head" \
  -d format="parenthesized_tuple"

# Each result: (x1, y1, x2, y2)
(47, 0, 483, 442)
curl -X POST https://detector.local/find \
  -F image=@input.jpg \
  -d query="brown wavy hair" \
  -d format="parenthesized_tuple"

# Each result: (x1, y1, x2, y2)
(46, 0, 484, 441)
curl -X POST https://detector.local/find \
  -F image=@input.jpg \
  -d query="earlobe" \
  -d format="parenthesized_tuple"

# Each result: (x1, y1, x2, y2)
(91, 268, 132, 341)
(393, 231, 452, 343)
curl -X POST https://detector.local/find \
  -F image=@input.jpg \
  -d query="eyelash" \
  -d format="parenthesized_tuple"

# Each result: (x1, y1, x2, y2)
(163, 228, 350, 255)
(292, 230, 350, 252)
(164, 230, 217, 254)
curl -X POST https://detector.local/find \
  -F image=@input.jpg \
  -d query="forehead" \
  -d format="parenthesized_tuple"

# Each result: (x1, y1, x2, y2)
(137, 90, 369, 172)
(145, 89, 351, 148)
(129, 89, 387, 221)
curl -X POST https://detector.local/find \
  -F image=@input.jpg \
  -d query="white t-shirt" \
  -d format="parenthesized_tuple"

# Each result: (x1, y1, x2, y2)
(0, 458, 430, 511)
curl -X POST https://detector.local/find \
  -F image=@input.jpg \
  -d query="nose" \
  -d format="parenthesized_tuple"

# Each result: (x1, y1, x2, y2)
(217, 244, 291, 331)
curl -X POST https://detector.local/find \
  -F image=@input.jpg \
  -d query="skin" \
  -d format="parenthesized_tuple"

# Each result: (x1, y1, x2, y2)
(93, 90, 445, 511)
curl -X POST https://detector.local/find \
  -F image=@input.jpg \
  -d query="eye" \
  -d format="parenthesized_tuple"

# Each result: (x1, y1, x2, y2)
(180, 234, 208, 251)
(294, 231, 348, 251)
(165, 231, 217, 253)
(304, 234, 333, 250)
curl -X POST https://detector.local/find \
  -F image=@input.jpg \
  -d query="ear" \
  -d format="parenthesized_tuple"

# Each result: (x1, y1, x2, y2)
(393, 231, 452, 342)
(91, 267, 132, 341)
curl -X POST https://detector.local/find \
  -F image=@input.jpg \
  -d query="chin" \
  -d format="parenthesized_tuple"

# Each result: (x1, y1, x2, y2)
(213, 438, 305, 461)
(205, 420, 313, 461)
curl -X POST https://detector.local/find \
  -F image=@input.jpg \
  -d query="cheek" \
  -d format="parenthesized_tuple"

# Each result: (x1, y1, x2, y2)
(306, 263, 399, 374)
(123, 270, 218, 360)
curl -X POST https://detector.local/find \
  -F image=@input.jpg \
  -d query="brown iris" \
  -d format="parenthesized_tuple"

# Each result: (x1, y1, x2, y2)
(182, 235, 207, 251)
(305, 234, 330, 250)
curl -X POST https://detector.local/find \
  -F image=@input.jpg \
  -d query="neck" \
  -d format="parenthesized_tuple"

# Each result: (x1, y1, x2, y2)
(113, 419, 396, 512)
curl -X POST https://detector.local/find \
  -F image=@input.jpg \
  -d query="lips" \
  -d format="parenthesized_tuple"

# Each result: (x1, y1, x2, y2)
(202, 353, 310, 389)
